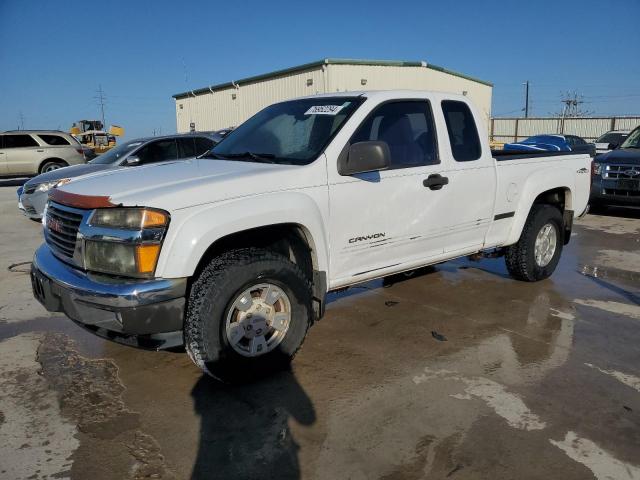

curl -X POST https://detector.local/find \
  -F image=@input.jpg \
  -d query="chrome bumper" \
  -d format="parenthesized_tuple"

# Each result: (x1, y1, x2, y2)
(31, 244, 187, 350)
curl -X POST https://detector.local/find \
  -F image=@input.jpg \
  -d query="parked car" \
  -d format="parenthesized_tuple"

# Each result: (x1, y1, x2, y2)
(31, 91, 590, 381)
(0, 130, 86, 176)
(504, 134, 595, 156)
(18, 132, 220, 219)
(594, 130, 630, 155)
(590, 125, 640, 207)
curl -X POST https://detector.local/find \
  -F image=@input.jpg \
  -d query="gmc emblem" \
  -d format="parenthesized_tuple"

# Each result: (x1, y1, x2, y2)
(48, 216, 64, 234)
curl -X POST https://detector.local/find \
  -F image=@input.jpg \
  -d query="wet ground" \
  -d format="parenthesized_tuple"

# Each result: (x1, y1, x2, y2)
(1, 184, 639, 480)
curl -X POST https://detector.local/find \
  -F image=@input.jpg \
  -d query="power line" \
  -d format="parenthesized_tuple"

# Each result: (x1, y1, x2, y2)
(94, 85, 107, 129)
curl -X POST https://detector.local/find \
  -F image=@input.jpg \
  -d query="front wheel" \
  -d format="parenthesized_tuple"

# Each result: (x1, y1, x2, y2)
(505, 205, 564, 282)
(184, 248, 313, 382)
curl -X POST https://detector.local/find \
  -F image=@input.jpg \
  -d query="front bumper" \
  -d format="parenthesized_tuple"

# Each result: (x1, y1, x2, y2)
(590, 178, 640, 207)
(20, 189, 47, 219)
(31, 244, 187, 350)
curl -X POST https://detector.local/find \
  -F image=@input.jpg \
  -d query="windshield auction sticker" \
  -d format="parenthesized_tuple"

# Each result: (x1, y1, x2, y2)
(304, 105, 345, 115)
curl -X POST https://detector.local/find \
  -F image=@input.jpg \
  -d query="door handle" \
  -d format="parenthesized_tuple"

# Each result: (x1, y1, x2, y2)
(423, 174, 449, 190)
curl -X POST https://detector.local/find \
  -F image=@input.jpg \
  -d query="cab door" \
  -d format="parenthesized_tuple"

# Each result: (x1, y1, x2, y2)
(436, 99, 496, 254)
(327, 100, 450, 283)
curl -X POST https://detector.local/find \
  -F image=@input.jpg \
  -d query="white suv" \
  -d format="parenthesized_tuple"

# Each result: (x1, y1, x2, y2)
(0, 130, 86, 176)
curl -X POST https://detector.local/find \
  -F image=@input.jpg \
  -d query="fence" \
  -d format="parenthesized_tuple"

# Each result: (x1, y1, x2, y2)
(490, 116, 640, 143)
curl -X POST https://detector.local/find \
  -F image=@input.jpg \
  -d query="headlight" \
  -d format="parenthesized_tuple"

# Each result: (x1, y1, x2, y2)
(84, 241, 161, 277)
(84, 207, 169, 277)
(37, 181, 59, 193)
(36, 178, 71, 193)
(89, 207, 168, 229)
(593, 163, 603, 175)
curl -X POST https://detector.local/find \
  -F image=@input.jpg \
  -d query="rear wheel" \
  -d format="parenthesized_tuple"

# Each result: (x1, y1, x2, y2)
(40, 160, 67, 173)
(505, 205, 564, 282)
(184, 248, 313, 382)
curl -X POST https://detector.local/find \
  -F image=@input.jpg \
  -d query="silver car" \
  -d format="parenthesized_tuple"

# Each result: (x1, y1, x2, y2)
(0, 130, 86, 175)
(19, 132, 220, 219)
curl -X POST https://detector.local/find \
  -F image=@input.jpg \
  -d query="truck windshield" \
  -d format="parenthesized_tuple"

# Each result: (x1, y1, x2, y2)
(620, 128, 640, 149)
(208, 97, 363, 165)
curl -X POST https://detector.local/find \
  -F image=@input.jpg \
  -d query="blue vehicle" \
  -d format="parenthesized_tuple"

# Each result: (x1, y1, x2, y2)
(504, 135, 571, 152)
(504, 134, 595, 155)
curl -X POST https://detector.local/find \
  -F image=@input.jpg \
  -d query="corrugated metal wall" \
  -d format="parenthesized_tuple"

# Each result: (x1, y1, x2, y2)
(175, 66, 326, 133)
(491, 117, 640, 142)
(175, 63, 493, 133)
(326, 64, 492, 131)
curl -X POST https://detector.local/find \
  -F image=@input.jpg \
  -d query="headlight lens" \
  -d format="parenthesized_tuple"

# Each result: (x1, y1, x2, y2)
(89, 208, 168, 229)
(36, 178, 71, 193)
(84, 207, 169, 277)
(593, 163, 603, 175)
(84, 242, 162, 276)
(37, 181, 59, 192)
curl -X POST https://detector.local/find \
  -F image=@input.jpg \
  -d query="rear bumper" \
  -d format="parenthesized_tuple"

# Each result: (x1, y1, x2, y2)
(31, 244, 187, 350)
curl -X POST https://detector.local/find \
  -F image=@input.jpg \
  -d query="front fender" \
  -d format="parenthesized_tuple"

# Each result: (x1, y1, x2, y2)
(155, 190, 330, 279)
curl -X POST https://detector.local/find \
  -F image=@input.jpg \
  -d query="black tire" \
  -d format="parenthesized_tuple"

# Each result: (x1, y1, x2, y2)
(505, 205, 564, 282)
(39, 160, 67, 173)
(184, 248, 313, 382)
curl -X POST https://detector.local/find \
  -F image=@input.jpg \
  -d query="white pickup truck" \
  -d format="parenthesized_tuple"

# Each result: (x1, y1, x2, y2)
(31, 90, 591, 380)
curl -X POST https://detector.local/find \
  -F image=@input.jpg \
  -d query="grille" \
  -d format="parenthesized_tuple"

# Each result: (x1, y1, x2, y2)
(604, 188, 640, 197)
(603, 164, 640, 179)
(46, 203, 83, 258)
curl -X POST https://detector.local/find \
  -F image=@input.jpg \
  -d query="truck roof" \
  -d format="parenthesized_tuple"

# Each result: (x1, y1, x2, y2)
(289, 89, 470, 102)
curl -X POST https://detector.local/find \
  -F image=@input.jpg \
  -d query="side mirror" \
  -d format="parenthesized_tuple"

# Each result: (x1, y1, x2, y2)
(607, 143, 618, 150)
(338, 141, 391, 176)
(124, 155, 141, 166)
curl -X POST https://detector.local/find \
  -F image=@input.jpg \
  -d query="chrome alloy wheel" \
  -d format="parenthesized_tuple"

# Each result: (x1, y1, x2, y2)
(534, 223, 557, 267)
(224, 283, 291, 357)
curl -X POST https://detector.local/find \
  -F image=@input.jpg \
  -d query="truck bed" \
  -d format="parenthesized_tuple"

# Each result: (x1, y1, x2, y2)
(492, 150, 593, 161)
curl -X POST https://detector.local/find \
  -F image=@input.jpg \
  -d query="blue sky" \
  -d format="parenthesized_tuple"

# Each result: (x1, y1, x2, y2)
(1, 0, 639, 139)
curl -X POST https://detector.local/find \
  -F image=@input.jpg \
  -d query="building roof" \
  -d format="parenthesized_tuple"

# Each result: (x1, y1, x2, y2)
(172, 58, 492, 100)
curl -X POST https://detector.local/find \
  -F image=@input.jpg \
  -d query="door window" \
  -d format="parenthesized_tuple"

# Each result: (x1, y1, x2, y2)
(38, 134, 71, 146)
(136, 139, 178, 164)
(195, 137, 215, 155)
(441, 101, 481, 162)
(177, 138, 197, 158)
(351, 101, 438, 168)
(3, 134, 39, 148)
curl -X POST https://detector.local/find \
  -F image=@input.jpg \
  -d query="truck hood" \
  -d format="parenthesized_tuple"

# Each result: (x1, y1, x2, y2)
(25, 163, 117, 186)
(595, 148, 640, 165)
(55, 158, 320, 211)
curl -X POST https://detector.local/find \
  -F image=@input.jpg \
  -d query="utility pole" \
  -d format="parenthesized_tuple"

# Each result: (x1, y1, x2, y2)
(523, 81, 530, 118)
(18, 111, 25, 130)
(95, 85, 106, 130)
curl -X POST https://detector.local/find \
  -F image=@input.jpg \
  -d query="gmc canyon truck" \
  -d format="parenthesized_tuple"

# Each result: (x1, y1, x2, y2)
(31, 91, 591, 381)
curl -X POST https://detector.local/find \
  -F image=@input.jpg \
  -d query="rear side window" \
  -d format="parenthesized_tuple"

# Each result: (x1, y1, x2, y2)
(136, 139, 178, 164)
(177, 138, 196, 158)
(351, 101, 439, 168)
(3, 134, 39, 148)
(441, 101, 481, 162)
(38, 134, 71, 146)
(195, 137, 215, 154)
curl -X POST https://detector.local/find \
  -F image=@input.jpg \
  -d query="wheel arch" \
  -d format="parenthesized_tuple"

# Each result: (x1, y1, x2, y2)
(506, 184, 573, 246)
(38, 158, 68, 173)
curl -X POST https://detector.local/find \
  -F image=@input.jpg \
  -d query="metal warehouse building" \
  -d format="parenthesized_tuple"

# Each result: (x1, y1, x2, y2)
(173, 58, 493, 133)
